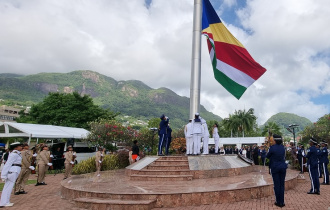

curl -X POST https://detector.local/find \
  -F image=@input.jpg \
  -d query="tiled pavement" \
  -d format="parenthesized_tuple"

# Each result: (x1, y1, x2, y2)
(2, 172, 330, 210)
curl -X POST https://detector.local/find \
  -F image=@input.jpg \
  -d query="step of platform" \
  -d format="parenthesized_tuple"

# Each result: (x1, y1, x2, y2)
(159, 156, 187, 160)
(74, 197, 156, 210)
(130, 174, 193, 181)
(151, 160, 189, 166)
(138, 169, 192, 176)
(146, 165, 190, 170)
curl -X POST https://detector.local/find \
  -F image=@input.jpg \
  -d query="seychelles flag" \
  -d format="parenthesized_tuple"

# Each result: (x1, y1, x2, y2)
(202, 0, 266, 99)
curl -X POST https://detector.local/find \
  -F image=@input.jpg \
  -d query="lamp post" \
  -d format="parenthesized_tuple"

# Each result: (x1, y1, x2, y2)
(149, 127, 158, 154)
(287, 124, 299, 147)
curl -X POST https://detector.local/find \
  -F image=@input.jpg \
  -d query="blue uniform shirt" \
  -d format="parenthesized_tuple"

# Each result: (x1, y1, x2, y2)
(266, 144, 287, 173)
(321, 147, 329, 164)
(159, 118, 169, 135)
(260, 149, 267, 158)
(306, 145, 318, 168)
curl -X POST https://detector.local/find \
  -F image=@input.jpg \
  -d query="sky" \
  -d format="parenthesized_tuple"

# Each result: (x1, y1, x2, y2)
(0, 0, 329, 125)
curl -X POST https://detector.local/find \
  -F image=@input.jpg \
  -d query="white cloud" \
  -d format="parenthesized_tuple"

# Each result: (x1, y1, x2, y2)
(0, 0, 329, 125)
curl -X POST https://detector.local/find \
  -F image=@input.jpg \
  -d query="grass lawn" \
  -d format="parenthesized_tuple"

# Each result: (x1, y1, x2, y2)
(0, 179, 37, 191)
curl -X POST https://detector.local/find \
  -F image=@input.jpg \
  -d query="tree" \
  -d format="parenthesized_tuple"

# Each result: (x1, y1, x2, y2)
(301, 114, 330, 144)
(148, 118, 161, 129)
(18, 92, 117, 129)
(261, 122, 283, 136)
(222, 108, 257, 137)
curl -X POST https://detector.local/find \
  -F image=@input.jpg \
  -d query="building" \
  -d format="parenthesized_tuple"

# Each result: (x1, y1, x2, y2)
(0, 105, 21, 122)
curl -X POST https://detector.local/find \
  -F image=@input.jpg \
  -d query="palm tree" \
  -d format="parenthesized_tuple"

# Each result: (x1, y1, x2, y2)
(262, 122, 282, 136)
(223, 108, 257, 137)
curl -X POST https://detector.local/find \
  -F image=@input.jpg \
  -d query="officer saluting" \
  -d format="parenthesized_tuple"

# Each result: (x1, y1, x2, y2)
(158, 114, 169, 156)
(266, 134, 287, 208)
(306, 137, 320, 195)
(0, 142, 23, 208)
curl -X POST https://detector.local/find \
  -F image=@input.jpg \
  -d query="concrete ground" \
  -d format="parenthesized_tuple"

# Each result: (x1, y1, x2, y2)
(1, 172, 330, 210)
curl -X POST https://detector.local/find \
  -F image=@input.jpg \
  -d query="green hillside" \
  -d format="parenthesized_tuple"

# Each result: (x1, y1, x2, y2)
(262, 112, 312, 136)
(0, 70, 222, 129)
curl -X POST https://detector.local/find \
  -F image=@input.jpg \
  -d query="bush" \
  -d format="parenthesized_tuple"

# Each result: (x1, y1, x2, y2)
(115, 150, 129, 168)
(72, 154, 121, 175)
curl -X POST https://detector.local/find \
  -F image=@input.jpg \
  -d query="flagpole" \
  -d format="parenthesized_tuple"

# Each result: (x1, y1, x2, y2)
(189, 0, 202, 119)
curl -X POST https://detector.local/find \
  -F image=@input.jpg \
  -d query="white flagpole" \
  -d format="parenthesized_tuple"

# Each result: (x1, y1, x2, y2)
(189, 0, 202, 119)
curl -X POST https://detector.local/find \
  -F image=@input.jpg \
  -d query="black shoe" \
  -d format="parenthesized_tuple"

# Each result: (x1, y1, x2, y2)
(35, 183, 41, 186)
(315, 191, 320, 195)
(321, 183, 329, 185)
(19, 191, 27, 194)
(307, 191, 315, 194)
(14, 192, 20, 195)
(274, 202, 282, 207)
(158, 154, 164, 156)
(41, 182, 47, 185)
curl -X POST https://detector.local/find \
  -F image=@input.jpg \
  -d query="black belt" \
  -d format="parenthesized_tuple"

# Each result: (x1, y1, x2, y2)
(12, 164, 21, 167)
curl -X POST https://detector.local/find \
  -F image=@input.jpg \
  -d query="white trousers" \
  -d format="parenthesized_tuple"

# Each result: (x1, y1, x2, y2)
(214, 136, 219, 153)
(203, 135, 209, 154)
(186, 136, 193, 154)
(0, 172, 19, 206)
(193, 134, 202, 154)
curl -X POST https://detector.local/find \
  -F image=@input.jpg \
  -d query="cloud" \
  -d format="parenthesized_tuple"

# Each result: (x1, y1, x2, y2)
(0, 0, 329, 125)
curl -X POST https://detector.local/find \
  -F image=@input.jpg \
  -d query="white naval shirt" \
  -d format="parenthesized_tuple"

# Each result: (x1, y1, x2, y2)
(1, 150, 22, 179)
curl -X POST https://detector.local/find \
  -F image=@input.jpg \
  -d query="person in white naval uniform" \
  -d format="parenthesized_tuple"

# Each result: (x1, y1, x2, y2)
(0, 142, 23, 208)
(184, 120, 193, 155)
(212, 123, 220, 154)
(202, 118, 209, 155)
(192, 113, 204, 155)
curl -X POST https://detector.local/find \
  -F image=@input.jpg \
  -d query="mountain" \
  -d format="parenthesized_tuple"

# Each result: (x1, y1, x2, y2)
(0, 70, 222, 129)
(262, 112, 312, 135)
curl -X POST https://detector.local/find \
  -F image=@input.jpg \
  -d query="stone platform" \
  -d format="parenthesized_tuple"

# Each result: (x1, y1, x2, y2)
(61, 155, 299, 210)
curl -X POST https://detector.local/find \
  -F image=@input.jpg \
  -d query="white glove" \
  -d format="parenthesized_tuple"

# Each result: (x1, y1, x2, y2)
(29, 166, 35, 170)
(1, 179, 5, 182)
(101, 154, 104, 157)
(98, 160, 102, 163)
(47, 163, 53, 166)
(50, 155, 54, 158)
(33, 153, 37, 157)
(70, 161, 74, 164)
(73, 152, 76, 156)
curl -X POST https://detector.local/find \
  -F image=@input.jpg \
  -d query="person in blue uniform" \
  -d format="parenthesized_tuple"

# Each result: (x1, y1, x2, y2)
(320, 142, 329, 185)
(306, 138, 320, 195)
(316, 144, 323, 178)
(260, 145, 267, 166)
(0, 142, 23, 208)
(266, 134, 287, 208)
(297, 144, 306, 174)
(158, 114, 169, 156)
(165, 124, 172, 155)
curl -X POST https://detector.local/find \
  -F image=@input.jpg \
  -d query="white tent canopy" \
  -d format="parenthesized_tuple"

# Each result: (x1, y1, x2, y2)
(0, 122, 90, 140)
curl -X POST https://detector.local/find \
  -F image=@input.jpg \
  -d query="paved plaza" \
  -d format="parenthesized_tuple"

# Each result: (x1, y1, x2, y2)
(1, 171, 330, 210)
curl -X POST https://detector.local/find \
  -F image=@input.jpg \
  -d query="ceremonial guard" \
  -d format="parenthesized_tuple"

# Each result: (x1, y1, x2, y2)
(184, 120, 193, 155)
(95, 147, 104, 176)
(316, 144, 323, 178)
(260, 145, 267, 166)
(165, 125, 172, 155)
(306, 138, 320, 195)
(14, 143, 34, 195)
(63, 145, 75, 179)
(36, 145, 51, 186)
(158, 114, 169, 156)
(320, 142, 329, 185)
(132, 140, 140, 162)
(266, 134, 287, 208)
(0, 142, 23, 207)
(297, 144, 306, 174)
(202, 118, 209, 155)
(212, 123, 219, 154)
(192, 113, 203, 155)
